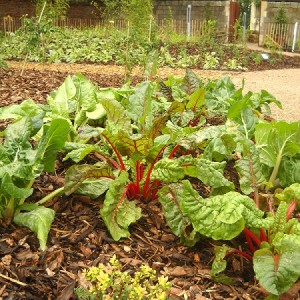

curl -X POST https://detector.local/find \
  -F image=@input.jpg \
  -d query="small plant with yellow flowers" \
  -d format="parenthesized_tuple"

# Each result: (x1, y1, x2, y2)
(75, 255, 171, 300)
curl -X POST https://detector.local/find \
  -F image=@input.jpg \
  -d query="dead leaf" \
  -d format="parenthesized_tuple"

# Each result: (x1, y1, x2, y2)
(119, 257, 143, 267)
(46, 268, 55, 277)
(165, 266, 197, 277)
(46, 249, 64, 271)
(57, 280, 76, 300)
(123, 245, 131, 253)
(1, 254, 12, 265)
(78, 243, 93, 259)
(15, 248, 39, 261)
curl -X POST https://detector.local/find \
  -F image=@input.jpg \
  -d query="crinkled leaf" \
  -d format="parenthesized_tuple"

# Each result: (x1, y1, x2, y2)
(171, 111, 195, 127)
(203, 133, 237, 161)
(275, 183, 300, 203)
(144, 49, 158, 79)
(204, 77, 239, 115)
(77, 177, 114, 199)
(228, 105, 257, 138)
(101, 98, 131, 133)
(211, 244, 232, 277)
(168, 101, 185, 114)
(278, 157, 300, 187)
(151, 158, 185, 183)
(235, 144, 266, 194)
(114, 132, 152, 157)
(77, 125, 104, 139)
(180, 180, 271, 240)
(4, 117, 33, 159)
(100, 171, 142, 240)
(253, 234, 300, 295)
(0, 173, 33, 200)
(14, 207, 55, 250)
(271, 202, 289, 237)
(64, 164, 114, 195)
(182, 69, 203, 94)
(184, 158, 233, 188)
(147, 115, 168, 141)
(158, 184, 200, 246)
(36, 118, 70, 172)
(179, 125, 229, 149)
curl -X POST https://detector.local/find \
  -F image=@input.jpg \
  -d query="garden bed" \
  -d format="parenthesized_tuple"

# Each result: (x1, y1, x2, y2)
(0, 61, 300, 300)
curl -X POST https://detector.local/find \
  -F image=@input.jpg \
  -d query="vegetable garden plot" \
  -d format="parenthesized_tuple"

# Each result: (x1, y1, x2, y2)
(0, 69, 300, 299)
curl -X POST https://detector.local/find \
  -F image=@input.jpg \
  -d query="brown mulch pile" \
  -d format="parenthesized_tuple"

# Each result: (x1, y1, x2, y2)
(0, 62, 300, 300)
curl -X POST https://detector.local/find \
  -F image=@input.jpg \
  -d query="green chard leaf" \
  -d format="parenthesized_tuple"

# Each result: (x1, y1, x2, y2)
(101, 98, 131, 133)
(0, 99, 45, 134)
(127, 81, 154, 127)
(255, 121, 300, 186)
(235, 142, 266, 195)
(211, 244, 232, 277)
(151, 158, 185, 183)
(253, 233, 300, 296)
(255, 121, 300, 168)
(72, 73, 98, 112)
(48, 75, 76, 118)
(64, 164, 114, 196)
(183, 157, 233, 189)
(4, 116, 33, 159)
(114, 132, 152, 157)
(186, 88, 205, 111)
(182, 69, 203, 94)
(180, 180, 271, 240)
(158, 184, 200, 246)
(275, 183, 300, 204)
(63, 143, 102, 163)
(278, 157, 300, 187)
(76, 177, 113, 199)
(36, 118, 70, 172)
(14, 206, 55, 251)
(100, 171, 142, 241)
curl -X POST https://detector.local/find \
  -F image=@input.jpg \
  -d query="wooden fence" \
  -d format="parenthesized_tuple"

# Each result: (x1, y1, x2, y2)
(1, 15, 226, 38)
(156, 19, 227, 38)
(262, 22, 300, 51)
(2, 16, 298, 50)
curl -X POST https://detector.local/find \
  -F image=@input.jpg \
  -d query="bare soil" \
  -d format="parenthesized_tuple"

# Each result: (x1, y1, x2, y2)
(0, 60, 299, 300)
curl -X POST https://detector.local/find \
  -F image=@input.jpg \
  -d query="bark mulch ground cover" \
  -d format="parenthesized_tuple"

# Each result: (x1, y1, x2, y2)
(0, 55, 300, 300)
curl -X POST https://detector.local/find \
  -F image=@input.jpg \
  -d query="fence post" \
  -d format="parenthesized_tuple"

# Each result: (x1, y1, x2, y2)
(292, 22, 298, 53)
(186, 4, 192, 39)
(242, 12, 247, 43)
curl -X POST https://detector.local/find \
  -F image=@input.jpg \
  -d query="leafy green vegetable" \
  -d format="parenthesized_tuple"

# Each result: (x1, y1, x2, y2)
(253, 234, 300, 295)
(14, 207, 55, 251)
(0, 113, 69, 249)
(100, 172, 142, 240)
(255, 121, 300, 188)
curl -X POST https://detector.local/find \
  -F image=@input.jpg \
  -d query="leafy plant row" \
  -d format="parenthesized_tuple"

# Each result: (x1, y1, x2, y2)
(1, 22, 280, 71)
(0, 70, 299, 298)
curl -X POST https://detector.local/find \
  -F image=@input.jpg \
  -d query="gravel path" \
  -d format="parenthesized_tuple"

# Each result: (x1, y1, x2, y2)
(231, 69, 300, 122)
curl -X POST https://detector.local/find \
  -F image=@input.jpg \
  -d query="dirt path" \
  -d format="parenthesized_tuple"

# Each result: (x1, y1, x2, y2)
(6, 62, 300, 122)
